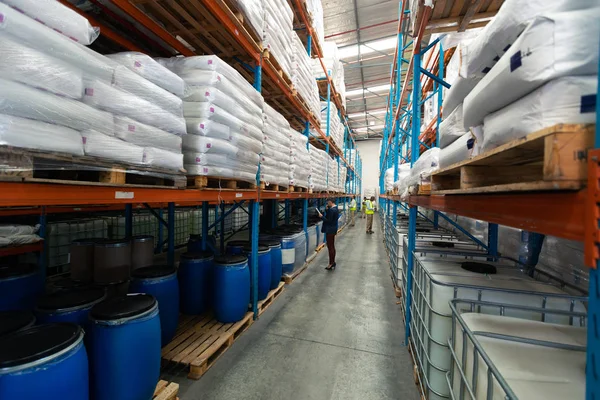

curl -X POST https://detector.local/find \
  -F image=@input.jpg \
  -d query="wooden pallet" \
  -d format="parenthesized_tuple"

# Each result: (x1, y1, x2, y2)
(282, 263, 308, 284)
(431, 124, 595, 195)
(289, 185, 308, 193)
(256, 282, 285, 315)
(0, 146, 186, 188)
(161, 312, 254, 380)
(417, 183, 431, 195)
(390, 274, 402, 298)
(260, 182, 289, 192)
(262, 49, 293, 88)
(221, 0, 262, 44)
(188, 176, 258, 190)
(153, 380, 179, 400)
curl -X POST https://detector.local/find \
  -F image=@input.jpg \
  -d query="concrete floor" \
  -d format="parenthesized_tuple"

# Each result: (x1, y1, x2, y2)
(165, 216, 419, 400)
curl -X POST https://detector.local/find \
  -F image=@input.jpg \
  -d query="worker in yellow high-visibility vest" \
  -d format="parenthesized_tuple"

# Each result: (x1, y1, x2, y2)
(349, 196, 357, 227)
(365, 196, 375, 234)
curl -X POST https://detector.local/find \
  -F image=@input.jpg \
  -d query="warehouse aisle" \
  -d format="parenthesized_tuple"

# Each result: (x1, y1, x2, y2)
(170, 216, 419, 400)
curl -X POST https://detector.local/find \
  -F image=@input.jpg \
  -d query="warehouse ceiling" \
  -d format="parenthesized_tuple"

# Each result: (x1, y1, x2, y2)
(322, 0, 400, 140)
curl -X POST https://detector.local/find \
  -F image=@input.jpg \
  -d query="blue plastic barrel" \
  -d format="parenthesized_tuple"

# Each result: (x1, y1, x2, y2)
(0, 264, 42, 312)
(212, 255, 250, 323)
(0, 323, 89, 400)
(35, 288, 106, 327)
(129, 266, 179, 346)
(279, 235, 295, 275)
(244, 244, 271, 301)
(259, 240, 282, 290)
(226, 240, 249, 255)
(178, 252, 214, 315)
(89, 294, 160, 400)
(0, 310, 35, 337)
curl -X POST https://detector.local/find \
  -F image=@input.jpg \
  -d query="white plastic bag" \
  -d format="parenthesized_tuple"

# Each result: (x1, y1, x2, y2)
(439, 133, 475, 169)
(0, 224, 39, 236)
(81, 130, 144, 165)
(185, 119, 230, 140)
(182, 135, 238, 158)
(184, 164, 257, 184)
(114, 116, 182, 152)
(142, 147, 183, 171)
(439, 104, 467, 148)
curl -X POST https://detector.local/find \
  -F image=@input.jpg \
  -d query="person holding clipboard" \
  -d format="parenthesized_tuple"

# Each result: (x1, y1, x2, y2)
(316, 198, 339, 271)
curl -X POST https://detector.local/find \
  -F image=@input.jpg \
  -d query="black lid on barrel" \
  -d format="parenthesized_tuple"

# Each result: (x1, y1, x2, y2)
(37, 288, 105, 311)
(214, 255, 247, 265)
(90, 294, 156, 321)
(0, 311, 35, 337)
(0, 264, 37, 279)
(94, 239, 130, 248)
(431, 241, 455, 248)
(71, 238, 102, 246)
(243, 244, 269, 253)
(259, 240, 281, 248)
(227, 240, 249, 247)
(0, 323, 82, 368)
(132, 265, 176, 279)
(131, 235, 154, 243)
(180, 251, 214, 261)
(461, 262, 497, 274)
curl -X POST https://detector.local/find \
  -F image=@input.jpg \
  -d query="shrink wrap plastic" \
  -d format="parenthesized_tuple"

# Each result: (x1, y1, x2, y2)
(439, 133, 475, 169)
(229, 0, 263, 38)
(439, 104, 467, 148)
(184, 164, 258, 184)
(183, 102, 262, 141)
(185, 87, 262, 128)
(81, 130, 144, 165)
(143, 147, 183, 171)
(0, 0, 99, 44)
(114, 116, 182, 152)
(185, 119, 230, 140)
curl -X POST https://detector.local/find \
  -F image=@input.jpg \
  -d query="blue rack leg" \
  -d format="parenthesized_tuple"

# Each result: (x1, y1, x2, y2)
(125, 204, 133, 238)
(220, 202, 226, 254)
(405, 205, 417, 344)
(285, 199, 290, 225)
(202, 201, 209, 252)
(250, 200, 259, 318)
(303, 198, 308, 257)
(156, 208, 164, 254)
(433, 211, 439, 229)
(38, 207, 47, 284)
(167, 202, 175, 266)
(487, 223, 499, 257)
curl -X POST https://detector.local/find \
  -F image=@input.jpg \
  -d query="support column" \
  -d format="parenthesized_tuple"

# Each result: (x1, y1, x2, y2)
(167, 202, 175, 266)
(249, 200, 260, 317)
(125, 204, 133, 238)
(201, 201, 209, 251)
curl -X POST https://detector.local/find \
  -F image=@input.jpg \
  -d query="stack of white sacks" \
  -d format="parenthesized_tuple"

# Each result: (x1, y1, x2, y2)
(291, 32, 320, 118)
(229, 0, 263, 40)
(312, 41, 341, 83)
(439, 0, 599, 169)
(158, 55, 264, 184)
(289, 129, 310, 188)
(262, 104, 291, 187)
(320, 102, 345, 149)
(263, 0, 294, 79)
(304, 0, 325, 46)
(327, 157, 340, 192)
(0, 1, 185, 171)
(309, 144, 329, 192)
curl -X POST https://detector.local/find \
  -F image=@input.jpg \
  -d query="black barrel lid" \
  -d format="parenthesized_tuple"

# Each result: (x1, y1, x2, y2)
(259, 240, 281, 248)
(91, 294, 156, 321)
(131, 265, 176, 279)
(180, 251, 214, 261)
(461, 262, 497, 274)
(53, 278, 89, 290)
(71, 238, 102, 246)
(0, 264, 37, 279)
(431, 241, 455, 248)
(189, 234, 202, 241)
(0, 311, 35, 337)
(214, 254, 248, 265)
(227, 240, 249, 247)
(131, 235, 154, 243)
(37, 288, 105, 311)
(94, 239, 130, 248)
(0, 323, 82, 368)
(243, 244, 269, 253)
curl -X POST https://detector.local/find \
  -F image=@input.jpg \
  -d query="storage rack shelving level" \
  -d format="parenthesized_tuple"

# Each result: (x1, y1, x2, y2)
(0, 0, 362, 318)
(379, 2, 598, 400)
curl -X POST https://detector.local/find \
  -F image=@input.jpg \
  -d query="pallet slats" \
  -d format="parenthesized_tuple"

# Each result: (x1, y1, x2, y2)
(431, 124, 594, 195)
(256, 282, 285, 315)
(153, 381, 179, 400)
(187, 176, 258, 190)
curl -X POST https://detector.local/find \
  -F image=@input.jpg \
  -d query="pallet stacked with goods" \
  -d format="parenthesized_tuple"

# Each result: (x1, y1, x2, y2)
(0, 0, 362, 398)
(379, 1, 598, 400)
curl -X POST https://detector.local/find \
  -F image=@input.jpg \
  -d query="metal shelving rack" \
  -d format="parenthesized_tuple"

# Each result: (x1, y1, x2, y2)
(379, 1, 598, 399)
(0, 0, 362, 317)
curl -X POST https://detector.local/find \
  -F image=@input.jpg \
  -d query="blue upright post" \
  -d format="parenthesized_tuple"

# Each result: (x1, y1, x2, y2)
(38, 207, 47, 284)
(250, 200, 260, 317)
(167, 202, 175, 266)
(436, 42, 445, 147)
(285, 199, 290, 224)
(272, 200, 278, 228)
(201, 201, 209, 251)
(306, 35, 312, 57)
(326, 82, 331, 153)
(220, 202, 226, 254)
(433, 211, 439, 229)
(156, 208, 164, 254)
(303, 198, 309, 256)
(125, 204, 133, 237)
(487, 223, 499, 257)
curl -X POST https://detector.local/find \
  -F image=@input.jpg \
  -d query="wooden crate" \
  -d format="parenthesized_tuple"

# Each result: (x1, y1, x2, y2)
(0, 146, 186, 188)
(187, 176, 258, 190)
(153, 380, 179, 400)
(161, 312, 254, 380)
(431, 124, 595, 195)
(256, 282, 285, 315)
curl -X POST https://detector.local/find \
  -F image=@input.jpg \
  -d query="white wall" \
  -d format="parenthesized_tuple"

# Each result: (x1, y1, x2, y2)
(356, 139, 381, 197)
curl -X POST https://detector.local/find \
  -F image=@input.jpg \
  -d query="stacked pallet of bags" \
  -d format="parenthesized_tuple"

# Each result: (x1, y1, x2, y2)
(334, 61, 347, 109)
(320, 102, 345, 149)
(304, 0, 324, 46)
(159, 55, 264, 185)
(263, 0, 294, 79)
(262, 104, 291, 187)
(289, 129, 310, 189)
(312, 41, 341, 82)
(308, 145, 328, 192)
(0, 1, 185, 171)
(327, 157, 340, 192)
(291, 32, 320, 119)
(228, 0, 263, 40)
(441, 0, 598, 167)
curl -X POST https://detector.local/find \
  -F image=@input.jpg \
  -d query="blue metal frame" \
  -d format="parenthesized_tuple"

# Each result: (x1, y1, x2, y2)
(167, 202, 175, 266)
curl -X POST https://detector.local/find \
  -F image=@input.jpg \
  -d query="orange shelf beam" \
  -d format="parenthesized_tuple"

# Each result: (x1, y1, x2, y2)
(0, 242, 43, 257)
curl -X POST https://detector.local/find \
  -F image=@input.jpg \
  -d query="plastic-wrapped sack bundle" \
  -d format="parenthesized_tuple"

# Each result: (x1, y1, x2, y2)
(185, 86, 262, 119)
(107, 52, 185, 97)
(81, 130, 144, 165)
(114, 116, 182, 152)
(291, 33, 320, 118)
(439, 132, 476, 169)
(405, 147, 441, 187)
(262, 106, 291, 187)
(184, 152, 259, 169)
(442, 42, 481, 118)
(263, 0, 294, 78)
(0, 35, 83, 99)
(229, 130, 263, 155)
(142, 147, 183, 171)
(228, 0, 263, 38)
(439, 104, 467, 148)
(0, 3, 114, 81)
(184, 164, 257, 184)
(0, 78, 114, 136)
(183, 102, 262, 141)
(0, 113, 83, 155)
(0, 0, 100, 45)
(112, 66, 183, 117)
(384, 168, 394, 192)
(482, 76, 597, 152)
(185, 119, 230, 140)
(83, 79, 186, 135)
(312, 41, 340, 81)
(463, 9, 600, 129)
(182, 135, 240, 158)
